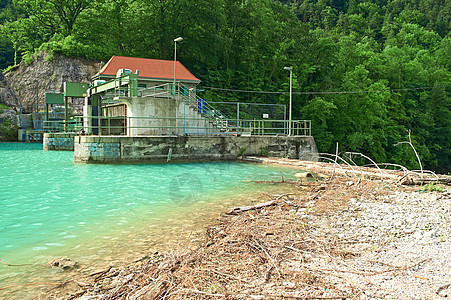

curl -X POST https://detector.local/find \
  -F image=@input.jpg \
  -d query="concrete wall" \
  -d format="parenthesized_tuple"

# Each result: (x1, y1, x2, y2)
(125, 96, 214, 136)
(74, 135, 318, 164)
(43, 132, 78, 150)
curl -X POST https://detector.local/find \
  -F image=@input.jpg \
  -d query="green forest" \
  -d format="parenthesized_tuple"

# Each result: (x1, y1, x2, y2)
(0, 0, 450, 172)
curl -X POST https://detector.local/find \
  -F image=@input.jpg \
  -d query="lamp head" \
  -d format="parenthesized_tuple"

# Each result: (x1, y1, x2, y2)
(284, 66, 293, 71)
(174, 37, 183, 42)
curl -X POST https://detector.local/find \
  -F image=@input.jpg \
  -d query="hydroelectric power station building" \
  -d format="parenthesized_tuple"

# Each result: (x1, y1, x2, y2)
(43, 56, 318, 163)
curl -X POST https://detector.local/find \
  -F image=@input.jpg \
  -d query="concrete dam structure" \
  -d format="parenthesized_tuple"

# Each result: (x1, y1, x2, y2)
(73, 135, 318, 164)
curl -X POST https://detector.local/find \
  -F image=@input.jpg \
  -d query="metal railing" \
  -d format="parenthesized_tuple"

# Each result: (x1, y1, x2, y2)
(101, 82, 228, 121)
(42, 118, 83, 133)
(73, 115, 311, 137)
(73, 78, 312, 137)
(177, 83, 228, 121)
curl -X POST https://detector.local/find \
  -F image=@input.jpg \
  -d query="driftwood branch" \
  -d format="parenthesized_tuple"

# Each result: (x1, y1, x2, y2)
(331, 142, 339, 181)
(226, 200, 276, 215)
(322, 258, 432, 276)
(403, 178, 451, 186)
(0, 259, 34, 267)
(437, 283, 451, 297)
(345, 152, 384, 181)
(0, 282, 61, 291)
(394, 130, 424, 178)
(320, 153, 358, 177)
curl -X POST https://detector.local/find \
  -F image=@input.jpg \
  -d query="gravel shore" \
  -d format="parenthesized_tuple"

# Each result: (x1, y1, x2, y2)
(314, 185, 451, 299)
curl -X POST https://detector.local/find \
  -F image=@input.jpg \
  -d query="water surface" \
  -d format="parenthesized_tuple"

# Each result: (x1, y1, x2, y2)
(0, 143, 299, 297)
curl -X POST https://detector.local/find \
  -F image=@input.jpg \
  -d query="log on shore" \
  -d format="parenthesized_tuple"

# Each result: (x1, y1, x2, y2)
(226, 200, 276, 215)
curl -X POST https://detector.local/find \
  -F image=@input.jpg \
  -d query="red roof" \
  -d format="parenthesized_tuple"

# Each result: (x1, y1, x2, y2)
(94, 56, 201, 82)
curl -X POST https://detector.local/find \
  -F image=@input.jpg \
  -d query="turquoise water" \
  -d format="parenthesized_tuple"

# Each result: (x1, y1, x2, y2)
(0, 143, 299, 297)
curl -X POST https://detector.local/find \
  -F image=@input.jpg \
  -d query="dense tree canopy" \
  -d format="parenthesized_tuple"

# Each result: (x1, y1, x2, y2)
(0, 0, 449, 172)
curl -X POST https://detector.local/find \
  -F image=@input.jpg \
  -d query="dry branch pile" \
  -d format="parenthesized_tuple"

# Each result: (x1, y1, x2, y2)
(244, 156, 451, 186)
(45, 180, 386, 299)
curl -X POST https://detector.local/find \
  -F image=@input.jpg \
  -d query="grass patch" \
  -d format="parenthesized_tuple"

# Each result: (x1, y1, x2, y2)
(0, 104, 11, 110)
(421, 183, 444, 192)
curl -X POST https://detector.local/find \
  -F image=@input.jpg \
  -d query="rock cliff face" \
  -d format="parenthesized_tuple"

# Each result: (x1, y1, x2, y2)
(0, 70, 18, 109)
(4, 52, 99, 113)
(0, 109, 17, 124)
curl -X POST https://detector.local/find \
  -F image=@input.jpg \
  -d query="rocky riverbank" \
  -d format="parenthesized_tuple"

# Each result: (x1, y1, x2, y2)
(330, 185, 450, 299)
(42, 159, 449, 300)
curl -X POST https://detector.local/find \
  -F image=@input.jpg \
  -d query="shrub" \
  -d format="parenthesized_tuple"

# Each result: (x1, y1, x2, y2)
(0, 118, 19, 141)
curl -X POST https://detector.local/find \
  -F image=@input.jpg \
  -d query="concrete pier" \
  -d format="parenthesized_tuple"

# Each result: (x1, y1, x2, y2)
(74, 135, 318, 164)
(43, 133, 77, 150)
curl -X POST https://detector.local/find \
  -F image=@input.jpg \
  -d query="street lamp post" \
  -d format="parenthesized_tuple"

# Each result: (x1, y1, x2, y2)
(98, 61, 105, 81)
(174, 37, 183, 135)
(173, 37, 183, 92)
(284, 66, 293, 136)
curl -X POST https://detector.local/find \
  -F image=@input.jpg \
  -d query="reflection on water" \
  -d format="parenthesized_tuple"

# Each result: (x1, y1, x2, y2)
(0, 143, 299, 298)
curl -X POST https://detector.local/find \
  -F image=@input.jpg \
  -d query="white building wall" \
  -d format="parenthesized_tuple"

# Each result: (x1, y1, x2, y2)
(125, 96, 217, 136)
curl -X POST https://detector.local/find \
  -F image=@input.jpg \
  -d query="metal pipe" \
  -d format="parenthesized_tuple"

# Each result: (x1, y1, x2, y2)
(237, 102, 240, 134)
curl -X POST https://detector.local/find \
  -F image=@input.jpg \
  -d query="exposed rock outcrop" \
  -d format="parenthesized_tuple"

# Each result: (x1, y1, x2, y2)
(0, 109, 17, 125)
(0, 70, 19, 110)
(5, 52, 99, 113)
